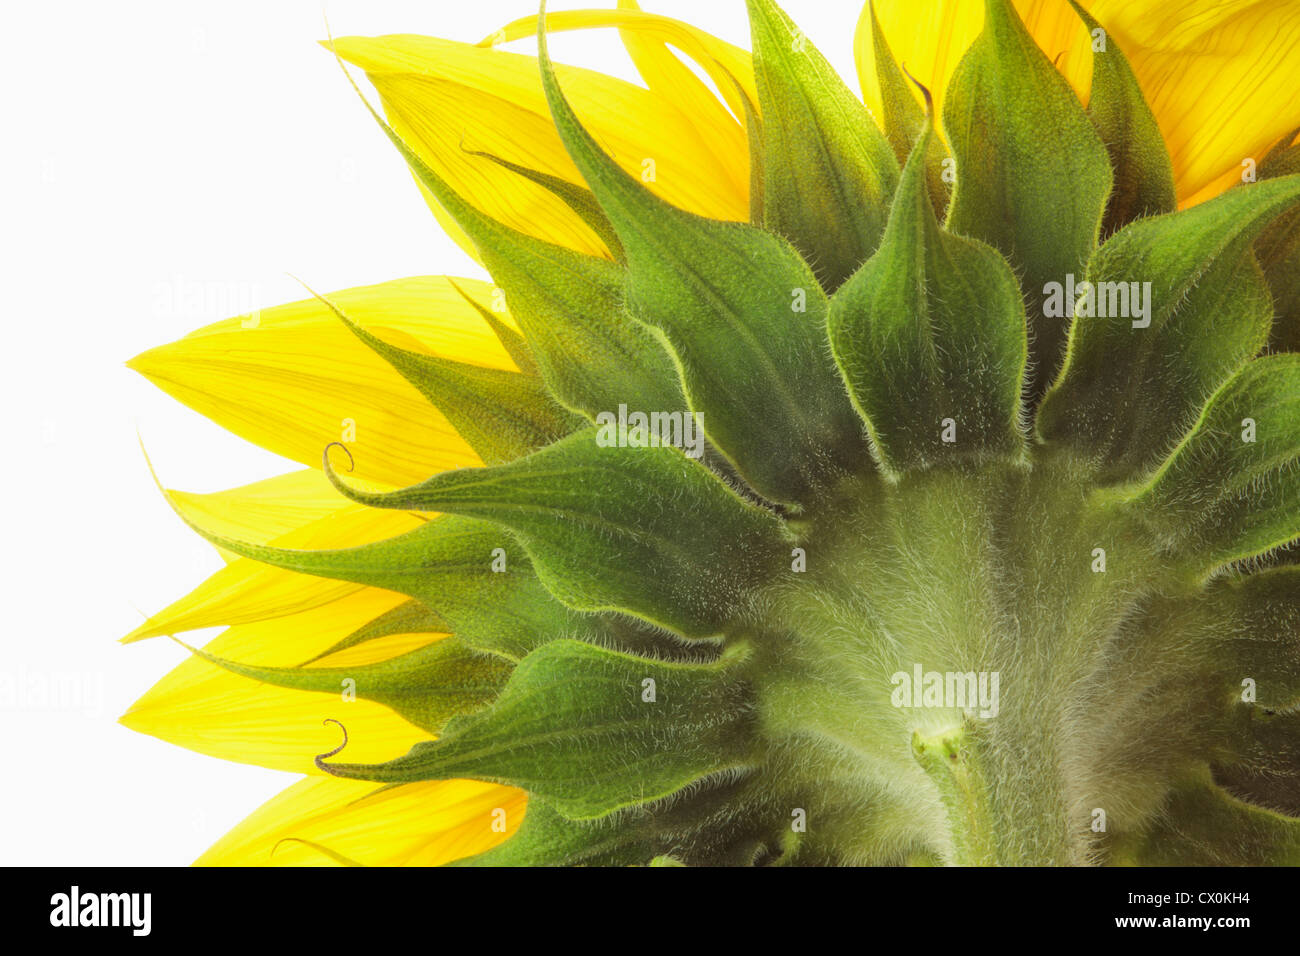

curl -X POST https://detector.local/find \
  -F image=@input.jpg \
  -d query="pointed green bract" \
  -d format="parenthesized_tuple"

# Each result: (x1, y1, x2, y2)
(943, 0, 1111, 399)
(324, 293, 579, 465)
(1136, 566, 1300, 705)
(829, 119, 1027, 473)
(1258, 131, 1300, 352)
(463, 147, 625, 262)
(746, 0, 898, 290)
(1038, 175, 1300, 478)
(448, 279, 540, 378)
(453, 799, 648, 866)
(320, 639, 758, 819)
(302, 598, 445, 665)
(867, 2, 950, 215)
(736, 74, 765, 227)
(1067, 1, 1176, 234)
(1114, 774, 1300, 865)
(184, 635, 511, 734)
(1215, 764, 1300, 820)
(131, 1, 1300, 869)
(1216, 706, 1300, 816)
(176, 513, 600, 660)
(537, 21, 870, 505)
(335, 57, 683, 420)
(868, 2, 921, 166)
(455, 774, 775, 866)
(1227, 707, 1300, 770)
(328, 428, 790, 637)
(1131, 355, 1300, 570)
(1206, 569, 1300, 704)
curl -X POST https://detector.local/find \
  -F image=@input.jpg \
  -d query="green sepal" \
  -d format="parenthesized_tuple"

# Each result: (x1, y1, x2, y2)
(321, 293, 580, 465)
(453, 799, 649, 867)
(829, 116, 1027, 473)
(1128, 355, 1300, 571)
(452, 773, 779, 866)
(1209, 568, 1300, 704)
(462, 146, 625, 262)
(1174, 568, 1300, 706)
(1111, 771, 1300, 865)
(334, 55, 682, 419)
(867, 1, 950, 216)
(737, 74, 765, 227)
(1222, 706, 1300, 775)
(172, 512, 602, 661)
(447, 278, 539, 378)
(745, 0, 899, 290)
(943, 0, 1111, 399)
(328, 428, 791, 638)
(180, 635, 511, 735)
(302, 598, 445, 666)
(1039, 174, 1300, 479)
(537, 21, 871, 505)
(1213, 763, 1300, 819)
(1067, 1, 1176, 234)
(1214, 702, 1300, 816)
(1257, 130, 1300, 352)
(320, 639, 759, 820)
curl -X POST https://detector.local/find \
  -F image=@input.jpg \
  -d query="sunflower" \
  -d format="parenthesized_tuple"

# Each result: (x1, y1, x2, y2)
(125, 0, 1300, 866)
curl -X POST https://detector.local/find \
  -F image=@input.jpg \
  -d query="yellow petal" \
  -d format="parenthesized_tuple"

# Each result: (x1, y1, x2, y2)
(1090, 0, 1300, 204)
(167, 469, 350, 547)
(129, 277, 515, 487)
(330, 33, 749, 262)
(856, 0, 1300, 205)
(482, 3, 755, 173)
(855, 0, 986, 135)
(196, 776, 525, 866)
(124, 502, 422, 641)
(122, 590, 440, 774)
(855, 1, 1092, 132)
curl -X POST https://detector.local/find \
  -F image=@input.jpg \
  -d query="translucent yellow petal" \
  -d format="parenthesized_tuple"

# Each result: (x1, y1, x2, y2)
(854, 0, 987, 134)
(482, 5, 756, 116)
(120, 664, 426, 774)
(196, 776, 525, 866)
(1178, 163, 1249, 210)
(381, 79, 611, 259)
(1091, 0, 1300, 204)
(855, 1, 1093, 128)
(124, 504, 422, 641)
(856, 0, 1300, 204)
(129, 276, 516, 487)
(121, 590, 439, 774)
(166, 469, 349, 547)
(330, 33, 749, 260)
(313, 630, 442, 669)
(614, 0, 755, 131)
(480, 3, 755, 174)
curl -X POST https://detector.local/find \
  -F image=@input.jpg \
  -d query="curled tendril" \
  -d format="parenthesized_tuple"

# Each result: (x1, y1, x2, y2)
(314, 718, 349, 773)
(323, 441, 354, 473)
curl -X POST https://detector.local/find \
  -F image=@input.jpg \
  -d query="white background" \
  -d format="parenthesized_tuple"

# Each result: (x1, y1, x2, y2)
(0, 0, 863, 865)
